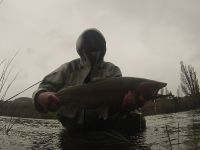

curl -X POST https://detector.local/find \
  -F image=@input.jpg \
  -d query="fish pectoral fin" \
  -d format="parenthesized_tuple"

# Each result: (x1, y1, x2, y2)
(96, 106, 109, 120)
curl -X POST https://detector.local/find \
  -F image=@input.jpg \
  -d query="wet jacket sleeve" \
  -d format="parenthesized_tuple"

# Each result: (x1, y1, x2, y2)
(105, 63, 122, 78)
(110, 65, 122, 77)
(32, 63, 68, 112)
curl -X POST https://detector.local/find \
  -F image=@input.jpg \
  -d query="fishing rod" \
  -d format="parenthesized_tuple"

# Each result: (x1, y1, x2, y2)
(5, 81, 42, 101)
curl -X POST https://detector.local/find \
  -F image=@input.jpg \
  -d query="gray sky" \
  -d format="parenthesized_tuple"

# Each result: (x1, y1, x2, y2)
(0, 0, 200, 99)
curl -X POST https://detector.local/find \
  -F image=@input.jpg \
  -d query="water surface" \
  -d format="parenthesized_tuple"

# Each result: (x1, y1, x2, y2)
(0, 109, 200, 150)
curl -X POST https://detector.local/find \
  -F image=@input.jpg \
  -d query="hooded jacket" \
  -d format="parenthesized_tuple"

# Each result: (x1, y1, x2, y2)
(33, 29, 122, 130)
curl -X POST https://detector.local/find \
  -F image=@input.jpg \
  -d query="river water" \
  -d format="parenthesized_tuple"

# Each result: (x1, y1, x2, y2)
(0, 109, 200, 150)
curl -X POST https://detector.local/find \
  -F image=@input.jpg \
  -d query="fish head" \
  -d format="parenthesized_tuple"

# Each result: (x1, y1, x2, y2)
(137, 81, 167, 101)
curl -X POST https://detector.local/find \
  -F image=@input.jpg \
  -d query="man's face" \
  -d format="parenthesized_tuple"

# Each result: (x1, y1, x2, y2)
(85, 49, 102, 64)
(76, 29, 106, 65)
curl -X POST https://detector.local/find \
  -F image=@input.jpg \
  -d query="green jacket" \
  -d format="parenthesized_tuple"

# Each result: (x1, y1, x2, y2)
(33, 58, 121, 129)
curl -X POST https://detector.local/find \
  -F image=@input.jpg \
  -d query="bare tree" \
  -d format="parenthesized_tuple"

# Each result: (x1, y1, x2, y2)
(180, 61, 200, 96)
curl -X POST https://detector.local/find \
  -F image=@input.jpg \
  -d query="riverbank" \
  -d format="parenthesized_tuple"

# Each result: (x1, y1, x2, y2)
(143, 95, 200, 116)
(0, 97, 56, 119)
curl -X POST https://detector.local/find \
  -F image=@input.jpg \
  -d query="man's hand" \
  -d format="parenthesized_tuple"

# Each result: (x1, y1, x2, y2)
(122, 91, 137, 110)
(122, 90, 146, 110)
(37, 92, 60, 112)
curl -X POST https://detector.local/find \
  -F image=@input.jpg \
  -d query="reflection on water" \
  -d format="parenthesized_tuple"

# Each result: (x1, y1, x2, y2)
(142, 109, 200, 150)
(0, 109, 200, 150)
(59, 130, 131, 150)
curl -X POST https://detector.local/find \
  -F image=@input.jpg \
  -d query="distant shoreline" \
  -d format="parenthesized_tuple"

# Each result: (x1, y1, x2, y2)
(0, 96, 200, 119)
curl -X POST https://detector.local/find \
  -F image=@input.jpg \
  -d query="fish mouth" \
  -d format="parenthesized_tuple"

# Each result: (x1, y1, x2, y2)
(137, 82, 167, 101)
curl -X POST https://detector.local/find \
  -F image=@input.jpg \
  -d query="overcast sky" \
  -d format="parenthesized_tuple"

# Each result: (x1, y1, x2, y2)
(0, 0, 200, 99)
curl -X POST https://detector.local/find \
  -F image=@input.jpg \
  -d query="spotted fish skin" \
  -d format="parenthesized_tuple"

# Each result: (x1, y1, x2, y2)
(56, 77, 167, 109)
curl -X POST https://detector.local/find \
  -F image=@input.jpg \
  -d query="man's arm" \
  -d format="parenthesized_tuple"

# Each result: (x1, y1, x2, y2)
(32, 63, 68, 112)
(111, 65, 122, 77)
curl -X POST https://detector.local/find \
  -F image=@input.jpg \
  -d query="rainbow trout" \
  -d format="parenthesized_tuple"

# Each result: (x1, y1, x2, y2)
(56, 77, 167, 109)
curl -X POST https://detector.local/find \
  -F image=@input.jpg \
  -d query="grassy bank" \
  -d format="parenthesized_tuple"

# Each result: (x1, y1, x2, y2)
(0, 97, 56, 119)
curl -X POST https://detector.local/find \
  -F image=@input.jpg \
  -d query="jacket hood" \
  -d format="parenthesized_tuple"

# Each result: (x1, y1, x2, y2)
(76, 28, 106, 65)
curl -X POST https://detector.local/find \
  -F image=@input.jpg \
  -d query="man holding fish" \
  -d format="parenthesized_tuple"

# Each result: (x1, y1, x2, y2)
(33, 29, 166, 133)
